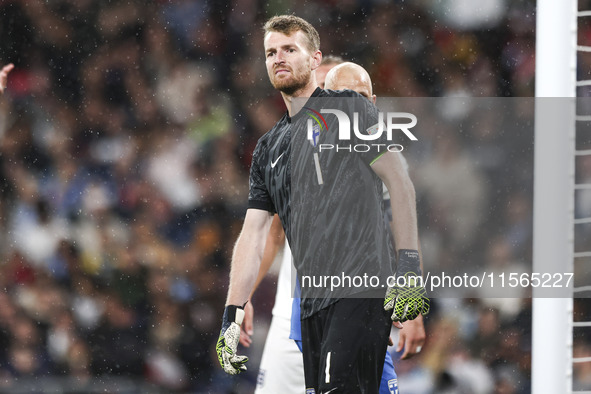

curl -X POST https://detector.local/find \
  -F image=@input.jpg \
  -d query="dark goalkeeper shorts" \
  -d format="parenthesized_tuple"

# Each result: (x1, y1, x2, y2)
(301, 297, 392, 394)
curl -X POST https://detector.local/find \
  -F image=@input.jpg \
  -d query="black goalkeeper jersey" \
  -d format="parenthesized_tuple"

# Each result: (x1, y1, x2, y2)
(248, 87, 396, 318)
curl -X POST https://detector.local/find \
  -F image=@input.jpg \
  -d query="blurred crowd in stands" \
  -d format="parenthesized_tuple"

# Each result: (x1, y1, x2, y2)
(0, 0, 589, 393)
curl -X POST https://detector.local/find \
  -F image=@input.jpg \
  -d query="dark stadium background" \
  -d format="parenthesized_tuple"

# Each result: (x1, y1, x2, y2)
(0, 0, 589, 393)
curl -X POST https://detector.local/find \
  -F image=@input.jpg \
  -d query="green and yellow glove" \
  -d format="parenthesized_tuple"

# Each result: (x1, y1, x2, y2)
(384, 249, 430, 322)
(216, 305, 248, 374)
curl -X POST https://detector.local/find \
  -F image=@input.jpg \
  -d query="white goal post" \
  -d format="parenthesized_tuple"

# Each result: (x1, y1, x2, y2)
(533, 0, 577, 393)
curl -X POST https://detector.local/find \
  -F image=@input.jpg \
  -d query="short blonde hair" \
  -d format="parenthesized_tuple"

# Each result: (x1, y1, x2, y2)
(263, 15, 320, 53)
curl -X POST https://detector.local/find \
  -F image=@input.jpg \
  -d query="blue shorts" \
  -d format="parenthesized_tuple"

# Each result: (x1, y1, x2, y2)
(381, 351, 399, 394)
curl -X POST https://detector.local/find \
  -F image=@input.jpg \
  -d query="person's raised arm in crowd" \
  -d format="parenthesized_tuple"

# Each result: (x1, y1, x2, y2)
(0, 64, 14, 95)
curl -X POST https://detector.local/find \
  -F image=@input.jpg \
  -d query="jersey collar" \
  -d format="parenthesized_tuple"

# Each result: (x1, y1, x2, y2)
(286, 87, 324, 123)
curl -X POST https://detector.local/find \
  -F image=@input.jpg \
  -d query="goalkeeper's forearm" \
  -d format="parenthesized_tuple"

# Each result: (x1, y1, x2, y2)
(250, 215, 285, 298)
(387, 175, 419, 253)
(371, 152, 419, 252)
(226, 209, 273, 306)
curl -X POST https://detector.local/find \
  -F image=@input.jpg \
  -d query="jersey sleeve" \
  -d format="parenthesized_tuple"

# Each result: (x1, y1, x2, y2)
(351, 97, 385, 166)
(247, 140, 276, 213)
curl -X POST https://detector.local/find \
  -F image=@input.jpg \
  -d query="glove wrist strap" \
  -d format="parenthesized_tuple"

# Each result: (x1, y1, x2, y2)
(397, 249, 421, 276)
(223, 305, 245, 327)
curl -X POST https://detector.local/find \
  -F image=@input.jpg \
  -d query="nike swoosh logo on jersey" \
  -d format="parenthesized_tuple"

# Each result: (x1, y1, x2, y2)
(271, 152, 284, 168)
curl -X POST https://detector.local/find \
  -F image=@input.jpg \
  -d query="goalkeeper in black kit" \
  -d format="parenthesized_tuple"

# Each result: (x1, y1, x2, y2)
(216, 15, 429, 393)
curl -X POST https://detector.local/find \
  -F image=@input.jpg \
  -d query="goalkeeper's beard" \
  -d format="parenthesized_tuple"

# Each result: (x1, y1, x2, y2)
(270, 67, 311, 96)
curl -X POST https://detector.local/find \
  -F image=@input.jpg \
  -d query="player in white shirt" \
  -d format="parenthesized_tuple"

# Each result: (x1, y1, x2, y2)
(248, 224, 304, 393)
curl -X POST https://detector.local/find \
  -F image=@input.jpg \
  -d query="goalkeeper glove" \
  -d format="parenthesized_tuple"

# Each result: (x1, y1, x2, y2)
(216, 305, 248, 374)
(384, 249, 430, 322)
